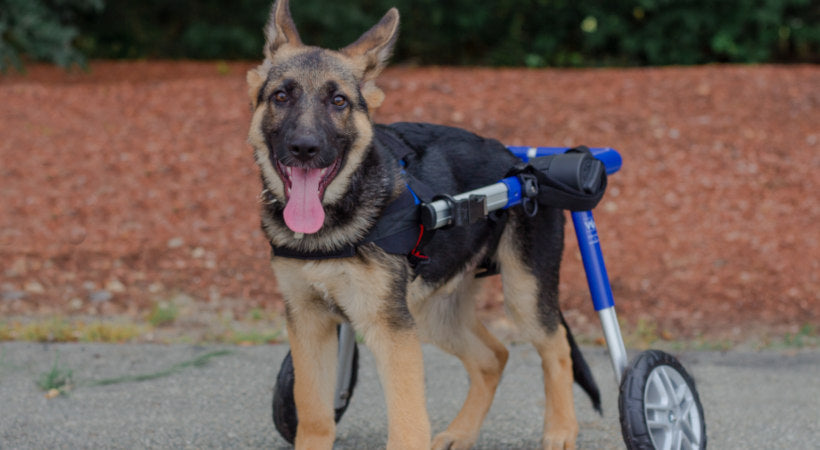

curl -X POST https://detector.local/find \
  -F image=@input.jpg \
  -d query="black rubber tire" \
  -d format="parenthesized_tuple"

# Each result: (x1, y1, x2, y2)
(618, 350, 706, 450)
(271, 345, 359, 444)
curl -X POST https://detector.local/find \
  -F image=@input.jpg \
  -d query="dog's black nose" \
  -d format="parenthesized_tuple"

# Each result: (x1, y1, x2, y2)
(288, 136, 320, 162)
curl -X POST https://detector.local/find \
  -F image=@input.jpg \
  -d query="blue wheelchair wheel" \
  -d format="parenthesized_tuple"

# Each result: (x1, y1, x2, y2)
(272, 345, 360, 444)
(618, 350, 706, 450)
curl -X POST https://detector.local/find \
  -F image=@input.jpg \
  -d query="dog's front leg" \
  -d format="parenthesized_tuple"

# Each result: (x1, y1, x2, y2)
(286, 310, 339, 449)
(364, 325, 431, 450)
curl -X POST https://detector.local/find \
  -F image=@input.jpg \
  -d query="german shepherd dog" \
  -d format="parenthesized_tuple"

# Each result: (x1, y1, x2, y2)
(247, 1, 599, 448)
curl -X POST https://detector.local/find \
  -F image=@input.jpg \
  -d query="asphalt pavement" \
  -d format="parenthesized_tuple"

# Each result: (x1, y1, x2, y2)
(1, 341, 818, 449)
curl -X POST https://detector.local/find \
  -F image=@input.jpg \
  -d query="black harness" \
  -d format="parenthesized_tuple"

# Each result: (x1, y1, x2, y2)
(269, 126, 608, 272)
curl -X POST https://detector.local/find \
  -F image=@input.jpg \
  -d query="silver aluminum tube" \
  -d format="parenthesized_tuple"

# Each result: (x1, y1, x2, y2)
(427, 182, 510, 229)
(598, 306, 629, 385)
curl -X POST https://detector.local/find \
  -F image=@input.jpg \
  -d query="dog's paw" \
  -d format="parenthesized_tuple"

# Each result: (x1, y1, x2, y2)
(431, 431, 477, 450)
(542, 428, 577, 450)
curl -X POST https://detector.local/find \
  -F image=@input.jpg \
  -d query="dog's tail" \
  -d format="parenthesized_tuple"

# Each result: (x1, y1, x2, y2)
(562, 312, 602, 414)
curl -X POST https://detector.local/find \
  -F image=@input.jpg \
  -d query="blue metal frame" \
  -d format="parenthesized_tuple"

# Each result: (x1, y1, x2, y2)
(499, 177, 523, 208)
(571, 211, 615, 311)
(508, 146, 622, 174)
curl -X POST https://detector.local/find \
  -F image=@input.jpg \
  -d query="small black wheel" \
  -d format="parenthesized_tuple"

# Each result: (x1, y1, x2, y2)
(619, 350, 706, 450)
(272, 345, 359, 444)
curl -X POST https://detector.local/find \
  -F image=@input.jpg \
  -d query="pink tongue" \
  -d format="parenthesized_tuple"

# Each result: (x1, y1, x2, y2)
(283, 167, 325, 234)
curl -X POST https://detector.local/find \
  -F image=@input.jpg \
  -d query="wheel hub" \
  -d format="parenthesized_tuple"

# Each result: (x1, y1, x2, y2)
(644, 364, 703, 449)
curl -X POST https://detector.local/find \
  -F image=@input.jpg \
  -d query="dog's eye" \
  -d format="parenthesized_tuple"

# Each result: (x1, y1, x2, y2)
(272, 91, 289, 104)
(331, 95, 348, 109)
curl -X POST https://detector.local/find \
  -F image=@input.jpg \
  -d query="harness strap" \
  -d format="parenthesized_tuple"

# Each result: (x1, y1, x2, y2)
(361, 188, 423, 255)
(474, 210, 508, 278)
(376, 127, 436, 202)
(270, 242, 356, 259)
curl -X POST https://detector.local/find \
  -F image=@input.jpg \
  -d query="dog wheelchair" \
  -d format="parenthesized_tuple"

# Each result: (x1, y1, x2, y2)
(271, 146, 706, 449)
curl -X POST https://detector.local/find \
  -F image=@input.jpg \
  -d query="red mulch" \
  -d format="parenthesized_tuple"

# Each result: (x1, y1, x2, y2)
(1, 61, 818, 340)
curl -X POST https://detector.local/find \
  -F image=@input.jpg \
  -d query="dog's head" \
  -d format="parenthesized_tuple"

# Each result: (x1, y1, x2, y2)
(247, 0, 399, 235)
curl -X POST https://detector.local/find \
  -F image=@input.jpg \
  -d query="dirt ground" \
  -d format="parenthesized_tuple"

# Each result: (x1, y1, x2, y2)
(1, 61, 818, 343)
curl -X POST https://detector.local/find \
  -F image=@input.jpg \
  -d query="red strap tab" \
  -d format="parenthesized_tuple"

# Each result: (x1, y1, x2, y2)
(410, 224, 429, 260)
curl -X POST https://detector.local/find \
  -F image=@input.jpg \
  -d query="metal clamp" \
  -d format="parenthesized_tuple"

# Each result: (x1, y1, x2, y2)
(428, 194, 488, 229)
(518, 173, 539, 217)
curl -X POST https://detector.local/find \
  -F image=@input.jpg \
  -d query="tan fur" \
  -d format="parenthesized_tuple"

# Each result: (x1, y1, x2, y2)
(411, 273, 509, 450)
(368, 329, 430, 450)
(340, 7, 399, 82)
(322, 111, 374, 205)
(249, 2, 581, 448)
(431, 322, 508, 450)
(264, 0, 302, 58)
(246, 68, 265, 109)
(361, 80, 386, 109)
(286, 313, 338, 449)
(535, 325, 578, 450)
(497, 216, 578, 449)
(273, 247, 430, 449)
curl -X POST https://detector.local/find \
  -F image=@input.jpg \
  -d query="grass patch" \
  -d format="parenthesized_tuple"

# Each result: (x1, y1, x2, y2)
(620, 317, 676, 350)
(632, 317, 659, 348)
(247, 308, 265, 321)
(84, 350, 232, 387)
(0, 315, 290, 345)
(0, 319, 145, 343)
(35, 349, 232, 398)
(226, 329, 282, 346)
(17, 318, 76, 342)
(147, 301, 179, 327)
(36, 352, 73, 397)
(0, 322, 12, 341)
(77, 321, 144, 343)
(690, 337, 733, 352)
(779, 324, 818, 349)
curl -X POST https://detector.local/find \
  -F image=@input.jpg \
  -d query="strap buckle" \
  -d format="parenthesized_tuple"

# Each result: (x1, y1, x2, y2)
(430, 193, 488, 229)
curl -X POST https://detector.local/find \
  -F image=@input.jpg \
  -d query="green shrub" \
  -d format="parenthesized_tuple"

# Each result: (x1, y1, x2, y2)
(579, 0, 820, 65)
(147, 301, 179, 327)
(7, 0, 817, 69)
(0, 0, 103, 72)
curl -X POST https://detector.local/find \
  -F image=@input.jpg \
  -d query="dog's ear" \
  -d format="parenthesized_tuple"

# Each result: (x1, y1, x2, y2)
(361, 80, 385, 109)
(246, 66, 266, 109)
(341, 8, 399, 83)
(264, 0, 302, 59)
